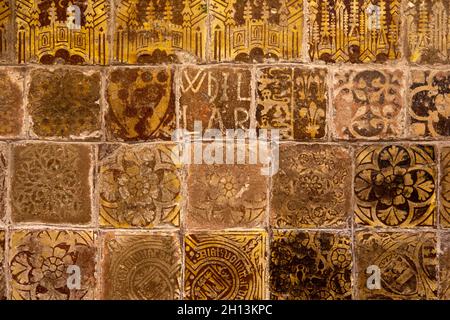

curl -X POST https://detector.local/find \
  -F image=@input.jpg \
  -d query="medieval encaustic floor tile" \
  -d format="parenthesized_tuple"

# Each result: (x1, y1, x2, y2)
(0, 144, 7, 222)
(16, 0, 109, 65)
(332, 68, 404, 140)
(354, 145, 436, 227)
(105, 67, 176, 141)
(307, 0, 401, 63)
(440, 232, 450, 299)
(113, 0, 207, 64)
(209, 0, 303, 62)
(9, 229, 97, 300)
(184, 231, 266, 300)
(0, 230, 5, 300)
(180, 66, 252, 133)
(98, 143, 181, 228)
(27, 69, 101, 139)
(406, 0, 450, 64)
(408, 70, 450, 138)
(355, 230, 437, 299)
(0, 0, 12, 63)
(270, 230, 352, 300)
(271, 144, 352, 228)
(256, 67, 327, 140)
(11, 143, 93, 224)
(441, 147, 450, 228)
(0, 69, 24, 138)
(101, 232, 181, 299)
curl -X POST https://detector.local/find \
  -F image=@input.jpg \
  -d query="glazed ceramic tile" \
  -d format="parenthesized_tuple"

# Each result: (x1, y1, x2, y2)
(440, 232, 450, 299)
(0, 0, 12, 63)
(441, 147, 450, 227)
(0, 230, 5, 300)
(0, 144, 6, 222)
(0, 69, 24, 138)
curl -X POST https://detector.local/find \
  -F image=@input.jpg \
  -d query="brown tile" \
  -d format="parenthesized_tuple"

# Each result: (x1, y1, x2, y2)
(406, 0, 450, 64)
(98, 143, 181, 228)
(0, 144, 7, 222)
(271, 144, 352, 228)
(440, 232, 450, 299)
(355, 230, 437, 299)
(441, 147, 450, 227)
(101, 231, 181, 299)
(11, 143, 93, 224)
(0, 230, 5, 300)
(9, 229, 97, 300)
(307, 0, 401, 63)
(105, 67, 176, 141)
(0, 0, 12, 63)
(354, 145, 436, 227)
(209, 0, 304, 62)
(27, 69, 101, 139)
(180, 66, 252, 133)
(256, 67, 327, 140)
(184, 231, 266, 300)
(0, 69, 23, 138)
(409, 70, 450, 138)
(270, 230, 352, 300)
(113, 0, 207, 64)
(332, 69, 404, 140)
(16, 0, 109, 65)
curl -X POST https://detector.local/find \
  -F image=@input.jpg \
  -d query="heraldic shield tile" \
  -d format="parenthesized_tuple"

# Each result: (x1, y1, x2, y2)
(98, 143, 181, 228)
(180, 66, 252, 133)
(101, 232, 181, 299)
(440, 232, 450, 299)
(256, 67, 327, 140)
(270, 230, 352, 300)
(409, 70, 450, 138)
(9, 229, 97, 300)
(271, 144, 352, 228)
(0, 230, 5, 300)
(184, 231, 266, 300)
(11, 143, 93, 224)
(113, 0, 207, 64)
(0, 144, 7, 222)
(105, 67, 176, 141)
(332, 68, 404, 140)
(355, 230, 437, 299)
(0, 69, 24, 138)
(307, 0, 401, 63)
(406, 0, 450, 64)
(27, 69, 101, 139)
(16, 0, 109, 65)
(209, 0, 304, 62)
(354, 145, 436, 227)
(441, 147, 450, 228)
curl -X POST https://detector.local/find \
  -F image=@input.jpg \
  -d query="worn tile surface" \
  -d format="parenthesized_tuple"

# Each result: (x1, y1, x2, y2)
(271, 144, 351, 228)
(106, 68, 176, 141)
(332, 69, 404, 140)
(28, 69, 101, 139)
(406, 0, 450, 64)
(99, 144, 181, 228)
(0, 69, 23, 138)
(409, 70, 450, 138)
(354, 145, 436, 227)
(355, 230, 437, 299)
(256, 67, 327, 140)
(180, 66, 252, 133)
(0, 230, 5, 300)
(441, 147, 450, 227)
(11, 143, 93, 224)
(185, 231, 266, 300)
(308, 0, 401, 63)
(113, 0, 207, 64)
(9, 230, 96, 300)
(440, 232, 450, 299)
(210, 0, 303, 62)
(101, 232, 181, 299)
(0, 0, 12, 63)
(0, 144, 6, 222)
(270, 230, 352, 300)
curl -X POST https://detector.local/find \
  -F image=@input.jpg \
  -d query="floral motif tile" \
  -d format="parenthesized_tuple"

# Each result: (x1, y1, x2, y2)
(105, 67, 176, 141)
(332, 69, 404, 140)
(0, 230, 5, 300)
(184, 231, 266, 300)
(355, 230, 437, 299)
(0, 0, 12, 63)
(9, 229, 97, 300)
(16, 0, 109, 64)
(406, 0, 450, 64)
(27, 69, 101, 139)
(0, 69, 24, 138)
(209, 0, 303, 62)
(307, 0, 401, 63)
(113, 0, 207, 64)
(98, 143, 181, 228)
(354, 145, 436, 227)
(11, 143, 93, 224)
(270, 230, 352, 300)
(440, 232, 450, 299)
(256, 67, 327, 140)
(180, 66, 252, 133)
(0, 144, 7, 222)
(441, 147, 450, 227)
(101, 231, 181, 299)
(408, 70, 450, 138)
(271, 144, 352, 228)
